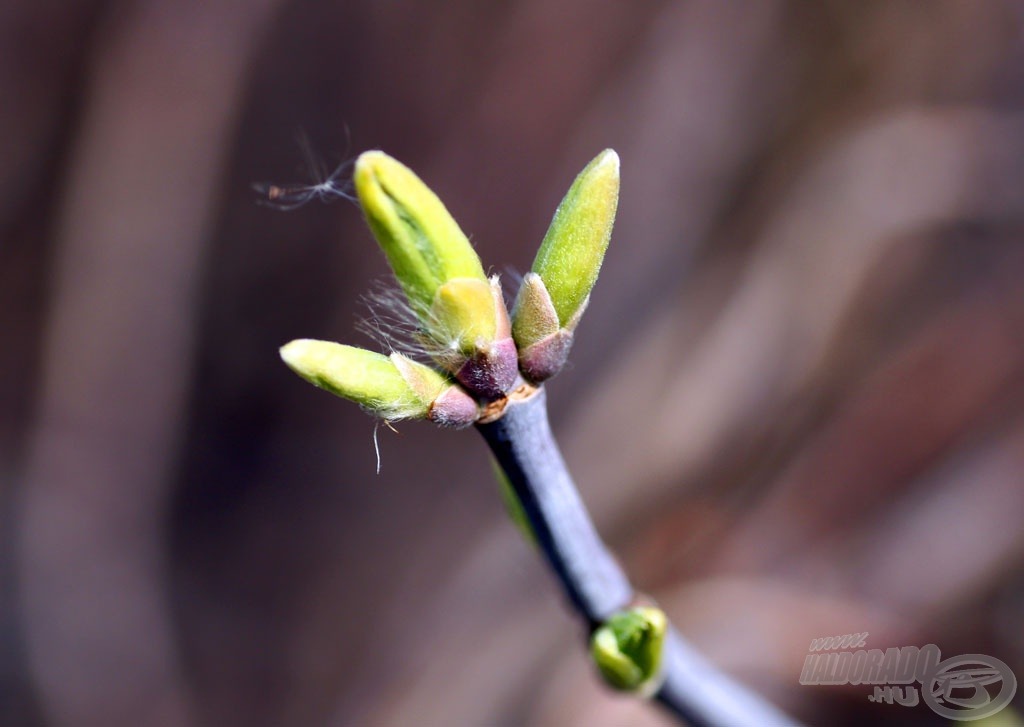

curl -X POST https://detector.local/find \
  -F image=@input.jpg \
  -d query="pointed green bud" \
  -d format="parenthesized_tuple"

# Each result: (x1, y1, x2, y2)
(590, 606, 668, 696)
(354, 152, 516, 399)
(512, 150, 618, 382)
(530, 149, 619, 326)
(280, 339, 478, 427)
(354, 150, 488, 319)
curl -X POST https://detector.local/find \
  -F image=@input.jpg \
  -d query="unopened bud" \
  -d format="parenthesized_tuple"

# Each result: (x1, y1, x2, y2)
(529, 149, 619, 327)
(355, 151, 515, 398)
(590, 606, 667, 696)
(354, 151, 487, 315)
(280, 339, 477, 428)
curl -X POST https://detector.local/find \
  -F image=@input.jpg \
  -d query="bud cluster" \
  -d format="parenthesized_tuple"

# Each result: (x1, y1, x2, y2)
(280, 149, 620, 427)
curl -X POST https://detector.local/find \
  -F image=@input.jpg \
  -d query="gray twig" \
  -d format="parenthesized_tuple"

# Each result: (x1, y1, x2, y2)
(476, 386, 799, 727)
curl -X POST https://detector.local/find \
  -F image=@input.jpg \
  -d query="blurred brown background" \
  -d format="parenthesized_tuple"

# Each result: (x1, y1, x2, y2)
(4, 1, 1024, 725)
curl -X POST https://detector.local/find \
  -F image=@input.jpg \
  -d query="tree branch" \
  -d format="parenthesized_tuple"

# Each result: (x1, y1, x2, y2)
(476, 386, 799, 726)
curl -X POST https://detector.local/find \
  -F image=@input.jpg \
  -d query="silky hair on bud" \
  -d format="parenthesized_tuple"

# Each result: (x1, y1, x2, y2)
(356, 280, 433, 360)
(356, 279, 483, 365)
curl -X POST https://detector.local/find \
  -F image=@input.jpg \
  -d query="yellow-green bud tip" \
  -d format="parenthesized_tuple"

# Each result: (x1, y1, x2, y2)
(531, 149, 619, 326)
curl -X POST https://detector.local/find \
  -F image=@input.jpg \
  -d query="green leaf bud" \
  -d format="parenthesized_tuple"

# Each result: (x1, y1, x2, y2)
(354, 152, 516, 398)
(530, 149, 619, 327)
(280, 339, 477, 427)
(590, 606, 668, 696)
(354, 150, 487, 320)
